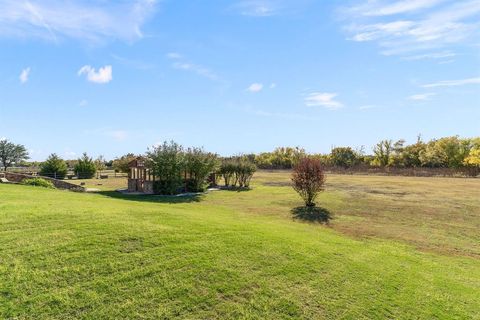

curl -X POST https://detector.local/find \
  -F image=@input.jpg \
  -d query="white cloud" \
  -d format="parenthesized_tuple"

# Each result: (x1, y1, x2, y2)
(408, 92, 436, 100)
(343, 0, 480, 57)
(172, 62, 218, 80)
(233, 1, 279, 17)
(305, 92, 343, 110)
(166, 52, 182, 59)
(79, 99, 88, 107)
(167, 53, 219, 80)
(355, 0, 445, 17)
(78, 65, 112, 84)
(247, 83, 263, 92)
(270, 83, 277, 89)
(402, 51, 456, 60)
(0, 0, 157, 43)
(422, 77, 480, 88)
(19, 67, 30, 84)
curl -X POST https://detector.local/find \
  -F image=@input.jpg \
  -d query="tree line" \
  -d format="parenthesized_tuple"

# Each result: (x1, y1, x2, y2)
(252, 136, 480, 175)
(1, 135, 479, 179)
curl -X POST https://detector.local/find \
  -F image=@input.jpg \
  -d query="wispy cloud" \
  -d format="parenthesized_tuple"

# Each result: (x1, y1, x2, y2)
(231, 0, 310, 17)
(408, 92, 436, 100)
(167, 53, 219, 80)
(78, 65, 112, 84)
(247, 83, 263, 92)
(402, 51, 456, 60)
(342, 0, 480, 58)
(305, 92, 343, 110)
(232, 0, 279, 17)
(19, 67, 30, 84)
(0, 0, 158, 43)
(352, 0, 445, 16)
(422, 77, 480, 88)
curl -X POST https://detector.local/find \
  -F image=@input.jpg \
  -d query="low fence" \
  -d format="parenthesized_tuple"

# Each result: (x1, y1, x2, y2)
(2, 172, 86, 192)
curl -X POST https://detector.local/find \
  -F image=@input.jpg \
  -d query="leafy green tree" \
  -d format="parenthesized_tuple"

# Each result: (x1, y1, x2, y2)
(372, 140, 395, 167)
(39, 154, 68, 179)
(185, 147, 219, 192)
(94, 156, 107, 178)
(330, 147, 359, 168)
(147, 141, 185, 195)
(112, 153, 137, 173)
(0, 139, 29, 171)
(74, 153, 96, 179)
(255, 147, 306, 169)
(419, 136, 471, 168)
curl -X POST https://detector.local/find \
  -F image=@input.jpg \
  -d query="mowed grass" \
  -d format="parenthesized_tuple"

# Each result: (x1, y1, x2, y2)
(1, 172, 479, 319)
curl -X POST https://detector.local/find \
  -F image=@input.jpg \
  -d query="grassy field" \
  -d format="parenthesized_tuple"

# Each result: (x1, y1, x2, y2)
(1, 171, 479, 319)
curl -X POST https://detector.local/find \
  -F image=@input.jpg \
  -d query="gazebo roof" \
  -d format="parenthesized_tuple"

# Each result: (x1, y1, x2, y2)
(128, 157, 146, 168)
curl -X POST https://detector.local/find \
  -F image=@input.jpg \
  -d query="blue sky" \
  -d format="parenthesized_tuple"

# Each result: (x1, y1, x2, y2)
(0, 0, 479, 161)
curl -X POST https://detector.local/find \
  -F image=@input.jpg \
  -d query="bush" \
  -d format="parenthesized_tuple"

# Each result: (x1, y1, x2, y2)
(74, 153, 96, 179)
(185, 147, 219, 192)
(147, 141, 185, 195)
(39, 153, 68, 179)
(235, 161, 256, 188)
(22, 178, 55, 189)
(292, 158, 326, 207)
(219, 158, 256, 188)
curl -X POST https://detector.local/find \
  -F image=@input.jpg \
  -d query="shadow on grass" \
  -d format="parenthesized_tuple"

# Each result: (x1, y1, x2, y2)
(96, 191, 204, 204)
(219, 186, 252, 193)
(291, 206, 333, 224)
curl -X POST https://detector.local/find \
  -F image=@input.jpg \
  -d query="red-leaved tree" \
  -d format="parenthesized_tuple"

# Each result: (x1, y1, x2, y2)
(292, 157, 326, 207)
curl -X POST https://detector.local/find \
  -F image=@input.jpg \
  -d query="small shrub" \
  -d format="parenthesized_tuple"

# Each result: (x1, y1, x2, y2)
(292, 157, 325, 207)
(22, 178, 55, 189)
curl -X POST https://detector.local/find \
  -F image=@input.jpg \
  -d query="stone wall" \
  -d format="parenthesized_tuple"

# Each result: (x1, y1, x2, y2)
(3, 173, 86, 192)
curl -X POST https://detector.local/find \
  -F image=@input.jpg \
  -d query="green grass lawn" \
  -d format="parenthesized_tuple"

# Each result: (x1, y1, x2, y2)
(1, 172, 479, 319)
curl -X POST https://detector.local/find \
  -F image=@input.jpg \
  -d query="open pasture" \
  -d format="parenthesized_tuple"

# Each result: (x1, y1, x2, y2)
(1, 171, 479, 319)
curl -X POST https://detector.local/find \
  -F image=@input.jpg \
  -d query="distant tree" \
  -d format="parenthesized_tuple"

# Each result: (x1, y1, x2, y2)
(74, 153, 96, 179)
(39, 154, 68, 179)
(292, 157, 326, 207)
(395, 136, 426, 167)
(330, 147, 359, 168)
(419, 136, 471, 168)
(94, 155, 107, 178)
(112, 153, 137, 173)
(372, 140, 395, 167)
(0, 139, 29, 171)
(463, 148, 480, 176)
(255, 147, 306, 169)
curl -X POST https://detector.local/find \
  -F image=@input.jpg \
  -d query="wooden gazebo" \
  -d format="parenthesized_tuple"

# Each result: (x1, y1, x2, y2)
(127, 157, 155, 194)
